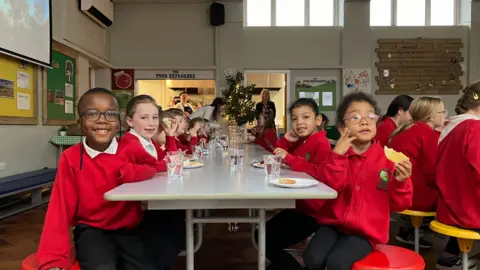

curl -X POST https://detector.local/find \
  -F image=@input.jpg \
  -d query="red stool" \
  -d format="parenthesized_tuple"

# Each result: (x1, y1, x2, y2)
(352, 245, 425, 270)
(21, 248, 80, 270)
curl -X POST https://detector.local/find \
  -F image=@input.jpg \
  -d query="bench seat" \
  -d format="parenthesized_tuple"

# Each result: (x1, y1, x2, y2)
(0, 168, 57, 196)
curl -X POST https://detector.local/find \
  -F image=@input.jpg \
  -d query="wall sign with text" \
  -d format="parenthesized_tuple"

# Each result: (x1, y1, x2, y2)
(135, 69, 215, 80)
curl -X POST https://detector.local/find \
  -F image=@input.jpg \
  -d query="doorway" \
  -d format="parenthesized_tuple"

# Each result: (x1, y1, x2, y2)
(136, 79, 216, 111)
(244, 70, 290, 132)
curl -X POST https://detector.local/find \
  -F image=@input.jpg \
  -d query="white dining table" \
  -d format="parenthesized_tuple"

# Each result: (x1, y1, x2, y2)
(104, 144, 338, 270)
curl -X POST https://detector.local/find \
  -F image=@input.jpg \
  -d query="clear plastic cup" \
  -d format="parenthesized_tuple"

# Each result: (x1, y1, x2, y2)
(263, 155, 282, 179)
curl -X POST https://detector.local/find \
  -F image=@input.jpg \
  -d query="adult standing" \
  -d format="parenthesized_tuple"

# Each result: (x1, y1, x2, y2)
(255, 89, 276, 120)
(189, 97, 226, 128)
(175, 92, 195, 116)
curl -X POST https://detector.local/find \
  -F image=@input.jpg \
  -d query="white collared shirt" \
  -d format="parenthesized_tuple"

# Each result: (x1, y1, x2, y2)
(82, 137, 118, 159)
(129, 129, 158, 159)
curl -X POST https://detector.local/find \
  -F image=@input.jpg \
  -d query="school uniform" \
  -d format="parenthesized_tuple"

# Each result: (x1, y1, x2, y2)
(303, 142, 412, 270)
(254, 128, 278, 153)
(198, 134, 209, 144)
(176, 134, 198, 154)
(375, 117, 397, 147)
(388, 122, 439, 211)
(118, 130, 177, 173)
(36, 139, 156, 270)
(437, 116, 480, 229)
(119, 130, 186, 270)
(257, 131, 331, 270)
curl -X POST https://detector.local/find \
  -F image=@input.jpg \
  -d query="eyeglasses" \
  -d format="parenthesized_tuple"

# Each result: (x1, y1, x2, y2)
(80, 109, 120, 122)
(344, 112, 379, 124)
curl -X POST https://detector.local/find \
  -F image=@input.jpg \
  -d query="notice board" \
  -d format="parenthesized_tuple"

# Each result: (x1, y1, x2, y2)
(0, 54, 37, 125)
(43, 50, 77, 125)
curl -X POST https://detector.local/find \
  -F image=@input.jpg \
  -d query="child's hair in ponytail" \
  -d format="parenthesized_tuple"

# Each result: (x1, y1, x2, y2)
(389, 96, 443, 140)
(455, 81, 480, 115)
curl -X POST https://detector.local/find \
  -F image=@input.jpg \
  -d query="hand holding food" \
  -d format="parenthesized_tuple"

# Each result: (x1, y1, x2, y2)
(384, 146, 409, 163)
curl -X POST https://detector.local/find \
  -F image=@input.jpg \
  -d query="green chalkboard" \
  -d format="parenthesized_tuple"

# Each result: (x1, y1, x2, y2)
(43, 51, 77, 125)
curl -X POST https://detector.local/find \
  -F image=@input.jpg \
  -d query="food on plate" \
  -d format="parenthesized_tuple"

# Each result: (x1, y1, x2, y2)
(384, 146, 409, 163)
(279, 178, 296, 185)
(184, 160, 201, 166)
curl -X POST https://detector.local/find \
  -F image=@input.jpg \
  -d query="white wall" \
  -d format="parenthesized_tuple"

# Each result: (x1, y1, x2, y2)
(109, 3, 215, 68)
(0, 0, 111, 178)
(108, 0, 479, 127)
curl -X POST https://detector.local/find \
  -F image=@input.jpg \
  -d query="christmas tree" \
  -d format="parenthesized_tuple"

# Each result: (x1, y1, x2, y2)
(222, 71, 256, 125)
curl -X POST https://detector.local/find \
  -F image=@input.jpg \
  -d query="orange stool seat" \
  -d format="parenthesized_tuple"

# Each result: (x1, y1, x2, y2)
(352, 245, 425, 270)
(22, 249, 80, 270)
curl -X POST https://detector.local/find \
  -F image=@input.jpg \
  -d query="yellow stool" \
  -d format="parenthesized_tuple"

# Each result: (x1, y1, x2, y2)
(430, 220, 480, 270)
(398, 210, 436, 253)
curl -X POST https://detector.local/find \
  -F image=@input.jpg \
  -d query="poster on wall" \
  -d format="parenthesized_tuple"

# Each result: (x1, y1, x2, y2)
(343, 69, 371, 96)
(295, 77, 337, 111)
(111, 69, 135, 90)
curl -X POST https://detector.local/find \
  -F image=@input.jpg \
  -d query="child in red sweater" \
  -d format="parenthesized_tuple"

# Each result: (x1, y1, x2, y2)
(389, 96, 446, 249)
(375, 95, 413, 147)
(36, 88, 156, 270)
(165, 108, 199, 154)
(118, 95, 178, 172)
(302, 92, 413, 270)
(254, 98, 331, 270)
(435, 83, 480, 269)
(248, 111, 277, 152)
(118, 95, 186, 270)
(198, 119, 210, 145)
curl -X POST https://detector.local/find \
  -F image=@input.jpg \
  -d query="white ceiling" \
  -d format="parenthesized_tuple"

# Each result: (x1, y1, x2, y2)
(115, 0, 242, 3)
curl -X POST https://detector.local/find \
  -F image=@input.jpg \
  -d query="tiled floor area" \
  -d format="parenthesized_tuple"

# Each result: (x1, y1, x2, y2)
(0, 206, 457, 270)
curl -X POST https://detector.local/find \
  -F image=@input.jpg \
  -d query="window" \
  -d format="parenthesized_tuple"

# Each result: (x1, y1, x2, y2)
(245, 0, 337, 27)
(310, 0, 334, 26)
(397, 0, 426, 26)
(370, 0, 391, 26)
(431, 0, 455, 25)
(246, 0, 271, 26)
(370, 0, 456, 26)
(276, 0, 305, 26)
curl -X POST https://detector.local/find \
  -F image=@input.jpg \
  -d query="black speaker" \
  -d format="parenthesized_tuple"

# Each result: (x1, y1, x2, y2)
(210, 2, 225, 26)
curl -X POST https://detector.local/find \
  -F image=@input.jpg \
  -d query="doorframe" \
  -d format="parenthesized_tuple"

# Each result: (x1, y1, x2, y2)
(243, 70, 291, 131)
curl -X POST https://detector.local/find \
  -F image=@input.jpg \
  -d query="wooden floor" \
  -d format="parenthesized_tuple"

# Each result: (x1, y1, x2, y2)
(0, 206, 457, 270)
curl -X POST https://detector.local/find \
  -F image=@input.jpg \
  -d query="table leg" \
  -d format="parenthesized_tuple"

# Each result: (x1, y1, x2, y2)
(186, 209, 194, 270)
(258, 208, 266, 270)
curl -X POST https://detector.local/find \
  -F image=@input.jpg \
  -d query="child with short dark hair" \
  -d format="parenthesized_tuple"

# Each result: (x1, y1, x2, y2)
(256, 98, 331, 270)
(36, 88, 156, 270)
(302, 92, 413, 270)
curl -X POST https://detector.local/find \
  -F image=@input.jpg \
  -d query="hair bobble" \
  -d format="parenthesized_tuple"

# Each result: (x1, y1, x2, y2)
(474, 93, 479, 100)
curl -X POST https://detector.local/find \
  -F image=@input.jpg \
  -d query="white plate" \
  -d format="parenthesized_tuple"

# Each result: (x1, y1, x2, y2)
(269, 178, 318, 188)
(183, 161, 204, 169)
(251, 162, 288, 169)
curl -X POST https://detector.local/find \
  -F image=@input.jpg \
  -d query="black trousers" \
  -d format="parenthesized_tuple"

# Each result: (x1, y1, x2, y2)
(303, 225, 373, 270)
(73, 223, 155, 270)
(444, 228, 480, 256)
(255, 209, 320, 270)
(142, 210, 186, 270)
